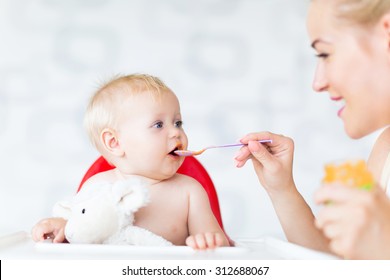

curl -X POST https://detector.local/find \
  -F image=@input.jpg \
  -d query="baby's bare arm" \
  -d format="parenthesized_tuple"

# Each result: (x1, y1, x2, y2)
(31, 217, 67, 243)
(186, 181, 229, 249)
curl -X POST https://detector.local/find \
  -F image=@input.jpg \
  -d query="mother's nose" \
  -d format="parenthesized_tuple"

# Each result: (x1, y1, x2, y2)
(312, 62, 328, 92)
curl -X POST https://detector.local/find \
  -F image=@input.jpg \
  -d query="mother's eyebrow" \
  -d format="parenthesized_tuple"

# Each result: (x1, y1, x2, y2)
(311, 39, 331, 49)
(311, 39, 320, 49)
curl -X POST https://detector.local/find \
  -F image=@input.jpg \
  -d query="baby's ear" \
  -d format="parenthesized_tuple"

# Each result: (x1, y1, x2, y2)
(100, 128, 124, 157)
(112, 179, 149, 214)
(52, 200, 73, 219)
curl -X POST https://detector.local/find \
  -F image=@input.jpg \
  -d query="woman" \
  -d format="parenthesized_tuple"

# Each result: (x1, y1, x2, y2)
(235, 0, 390, 259)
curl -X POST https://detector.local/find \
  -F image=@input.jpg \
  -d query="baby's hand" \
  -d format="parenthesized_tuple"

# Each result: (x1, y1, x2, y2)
(185, 232, 226, 250)
(31, 217, 67, 243)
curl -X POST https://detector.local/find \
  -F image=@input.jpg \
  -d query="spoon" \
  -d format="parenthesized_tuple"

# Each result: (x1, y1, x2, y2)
(174, 139, 272, 157)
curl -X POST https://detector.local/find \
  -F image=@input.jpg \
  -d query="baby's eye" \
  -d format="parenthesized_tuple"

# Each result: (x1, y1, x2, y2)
(175, 120, 183, 128)
(81, 209, 86, 214)
(153, 121, 164, 129)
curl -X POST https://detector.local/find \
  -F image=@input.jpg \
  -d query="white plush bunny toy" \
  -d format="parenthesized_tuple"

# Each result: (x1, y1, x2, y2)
(53, 178, 172, 246)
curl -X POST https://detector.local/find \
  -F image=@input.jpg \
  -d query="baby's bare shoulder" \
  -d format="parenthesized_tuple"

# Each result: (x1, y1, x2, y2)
(167, 174, 207, 197)
(82, 169, 117, 187)
(170, 173, 202, 187)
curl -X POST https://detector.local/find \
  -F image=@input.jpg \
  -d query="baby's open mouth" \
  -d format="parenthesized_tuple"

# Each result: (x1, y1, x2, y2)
(169, 144, 183, 156)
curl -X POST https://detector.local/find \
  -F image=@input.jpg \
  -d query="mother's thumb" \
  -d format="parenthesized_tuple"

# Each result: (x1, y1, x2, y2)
(248, 141, 272, 164)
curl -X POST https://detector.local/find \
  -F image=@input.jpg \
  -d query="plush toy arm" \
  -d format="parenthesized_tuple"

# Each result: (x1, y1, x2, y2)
(104, 226, 173, 246)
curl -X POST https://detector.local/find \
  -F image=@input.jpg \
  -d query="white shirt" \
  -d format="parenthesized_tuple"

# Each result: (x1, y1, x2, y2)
(380, 152, 390, 196)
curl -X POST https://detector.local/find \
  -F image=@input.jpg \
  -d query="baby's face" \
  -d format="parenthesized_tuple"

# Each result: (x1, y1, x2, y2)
(115, 90, 188, 180)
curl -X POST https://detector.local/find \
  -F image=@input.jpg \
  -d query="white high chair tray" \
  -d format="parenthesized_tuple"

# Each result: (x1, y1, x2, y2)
(0, 231, 338, 260)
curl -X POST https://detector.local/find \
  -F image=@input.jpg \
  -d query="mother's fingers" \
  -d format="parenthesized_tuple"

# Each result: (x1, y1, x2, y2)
(320, 222, 342, 240)
(240, 131, 291, 150)
(240, 131, 273, 144)
(314, 184, 362, 205)
(247, 140, 275, 167)
(235, 135, 275, 165)
(235, 145, 251, 161)
(315, 203, 345, 229)
(235, 140, 275, 169)
(235, 145, 253, 168)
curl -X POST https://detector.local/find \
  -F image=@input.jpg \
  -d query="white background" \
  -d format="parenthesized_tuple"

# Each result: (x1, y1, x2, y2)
(0, 0, 376, 240)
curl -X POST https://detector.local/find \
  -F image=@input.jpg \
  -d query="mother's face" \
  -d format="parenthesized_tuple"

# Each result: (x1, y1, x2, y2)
(306, 0, 390, 139)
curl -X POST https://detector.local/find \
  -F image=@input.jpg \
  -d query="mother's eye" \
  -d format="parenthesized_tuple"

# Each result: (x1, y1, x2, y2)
(315, 53, 329, 59)
(81, 209, 86, 214)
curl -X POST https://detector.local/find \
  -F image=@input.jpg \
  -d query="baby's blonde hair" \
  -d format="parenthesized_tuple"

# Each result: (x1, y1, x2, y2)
(84, 73, 171, 150)
(324, 0, 390, 25)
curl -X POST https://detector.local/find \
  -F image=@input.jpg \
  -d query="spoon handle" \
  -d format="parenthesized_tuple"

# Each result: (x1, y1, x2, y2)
(208, 139, 272, 149)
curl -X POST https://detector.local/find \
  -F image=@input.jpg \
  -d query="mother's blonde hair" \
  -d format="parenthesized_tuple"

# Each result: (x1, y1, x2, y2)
(84, 73, 171, 151)
(318, 0, 390, 25)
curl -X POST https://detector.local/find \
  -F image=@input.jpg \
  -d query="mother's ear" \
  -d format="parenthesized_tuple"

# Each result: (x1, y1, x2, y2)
(100, 128, 124, 157)
(380, 12, 390, 54)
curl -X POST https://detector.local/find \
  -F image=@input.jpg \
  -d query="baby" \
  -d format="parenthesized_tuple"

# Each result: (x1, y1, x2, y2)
(32, 74, 229, 249)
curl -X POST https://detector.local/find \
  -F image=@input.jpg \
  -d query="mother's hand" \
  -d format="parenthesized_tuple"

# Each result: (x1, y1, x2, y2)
(315, 184, 390, 259)
(235, 131, 295, 194)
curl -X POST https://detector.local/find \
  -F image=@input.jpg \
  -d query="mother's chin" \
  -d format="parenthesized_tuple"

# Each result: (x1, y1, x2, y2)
(344, 122, 387, 140)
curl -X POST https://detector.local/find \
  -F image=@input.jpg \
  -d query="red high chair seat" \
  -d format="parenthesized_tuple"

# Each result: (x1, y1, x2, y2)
(78, 156, 224, 230)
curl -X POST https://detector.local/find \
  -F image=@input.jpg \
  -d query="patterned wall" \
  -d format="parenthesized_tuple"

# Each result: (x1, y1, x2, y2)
(0, 0, 375, 240)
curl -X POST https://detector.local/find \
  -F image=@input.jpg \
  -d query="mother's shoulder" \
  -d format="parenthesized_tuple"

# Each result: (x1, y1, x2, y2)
(368, 127, 390, 180)
(372, 127, 390, 152)
(378, 126, 390, 140)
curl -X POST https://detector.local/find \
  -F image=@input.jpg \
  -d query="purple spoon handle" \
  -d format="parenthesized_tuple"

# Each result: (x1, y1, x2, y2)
(207, 139, 272, 149)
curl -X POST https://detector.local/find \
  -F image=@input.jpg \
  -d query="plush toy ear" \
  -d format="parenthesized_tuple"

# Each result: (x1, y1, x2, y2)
(112, 178, 149, 214)
(52, 200, 73, 219)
